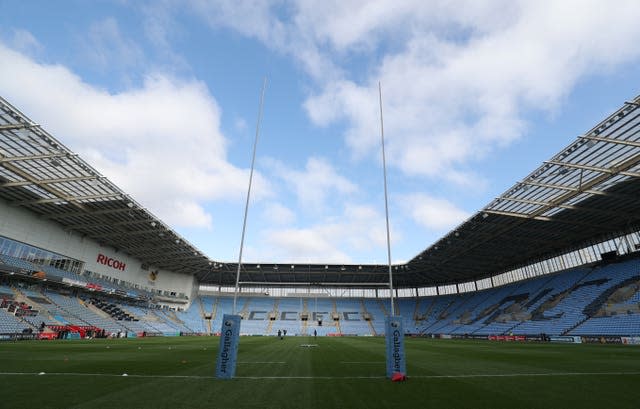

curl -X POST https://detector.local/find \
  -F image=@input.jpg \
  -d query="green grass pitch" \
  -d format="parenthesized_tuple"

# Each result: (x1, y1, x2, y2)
(1, 336, 639, 408)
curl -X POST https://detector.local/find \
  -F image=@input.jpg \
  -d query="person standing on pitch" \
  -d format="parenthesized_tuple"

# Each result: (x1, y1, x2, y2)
(313, 329, 317, 339)
(278, 329, 282, 340)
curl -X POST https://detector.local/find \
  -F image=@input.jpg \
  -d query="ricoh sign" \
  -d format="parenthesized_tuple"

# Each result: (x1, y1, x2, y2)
(96, 253, 126, 272)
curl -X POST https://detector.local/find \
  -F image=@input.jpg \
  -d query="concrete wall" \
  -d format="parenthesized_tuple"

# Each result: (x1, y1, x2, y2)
(0, 198, 194, 295)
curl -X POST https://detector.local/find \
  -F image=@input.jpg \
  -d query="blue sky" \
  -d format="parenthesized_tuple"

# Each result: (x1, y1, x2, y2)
(1, 1, 640, 265)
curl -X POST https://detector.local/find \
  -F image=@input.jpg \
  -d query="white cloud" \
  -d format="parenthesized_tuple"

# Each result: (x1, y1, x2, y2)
(301, 1, 640, 182)
(10, 29, 42, 55)
(82, 18, 145, 72)
(401, 193, 470, 232)
(183, 0, 343, 81)
(260, 227, 351, 263)
(267, 156, 357, 213)
(163, 200, 213, 228)
(293, 0, 520, 54)
(6, 2, 640, 263)
(139, 1, 190, 72)
(245, 155, 396, 262)
(251, 203, 399, 263)
(187, 0, 286, 45)
(342, 203, 391, 251)
(181, 1, 640, 186)
(234, 117, 248, 132)
(0, 40, 269, 229)
(262, 202, 296, 225)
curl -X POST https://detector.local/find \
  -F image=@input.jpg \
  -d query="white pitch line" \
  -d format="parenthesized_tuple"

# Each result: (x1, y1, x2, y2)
(232, 372, 640, 379)
(408, 372, 640, 379)
(238, 362, 286, 364)
(0, 371, 639, 380)
(0, 372, 216, 379)
(237, 376, 386, 379)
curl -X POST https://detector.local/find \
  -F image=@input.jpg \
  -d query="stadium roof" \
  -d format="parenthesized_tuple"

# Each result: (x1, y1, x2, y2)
(1, 94, 640, 288)
(406, 94, 640, 286)
(0, 96, 211, 275)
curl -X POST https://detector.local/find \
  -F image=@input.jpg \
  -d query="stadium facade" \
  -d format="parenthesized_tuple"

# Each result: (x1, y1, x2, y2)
(1, 94, 640, 340)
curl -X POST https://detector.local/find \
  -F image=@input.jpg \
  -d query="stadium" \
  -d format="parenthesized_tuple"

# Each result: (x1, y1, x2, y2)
(2, 87, 640, 407)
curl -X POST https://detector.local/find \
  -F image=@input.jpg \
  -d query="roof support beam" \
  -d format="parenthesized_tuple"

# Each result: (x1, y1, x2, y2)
(497, 195, 637, 219)
(530, 152, 640, 218)
(1, 151, 87, 211)
(580, 135, 640, 148)
(66, 218, 157, 231)
(13, 192, 122, 206)
(1, 175, 101, 188)
(0, 152, 68, 163)
(42, 207, 136, 220)
(545, 160, 640, 178)
(483, 209, 613, 230)
(131, 247, 196, 258)
(625, 99, 640, 107)
(0, 123, 38, 131)
(87, 228, 163, 239)
(520, 180, 612, 197)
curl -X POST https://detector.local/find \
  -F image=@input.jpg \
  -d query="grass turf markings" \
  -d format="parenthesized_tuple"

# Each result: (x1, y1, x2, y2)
(2, 337, 640, 409)
(2, 370, 640, 380)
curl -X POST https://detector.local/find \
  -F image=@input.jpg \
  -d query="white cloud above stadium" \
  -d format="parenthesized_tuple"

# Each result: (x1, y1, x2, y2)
(1, 0, 640, 264)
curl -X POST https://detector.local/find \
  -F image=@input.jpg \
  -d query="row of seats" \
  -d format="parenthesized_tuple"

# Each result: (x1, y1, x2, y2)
(1, 256, 639, 337)
(190, 258, 640, 337)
